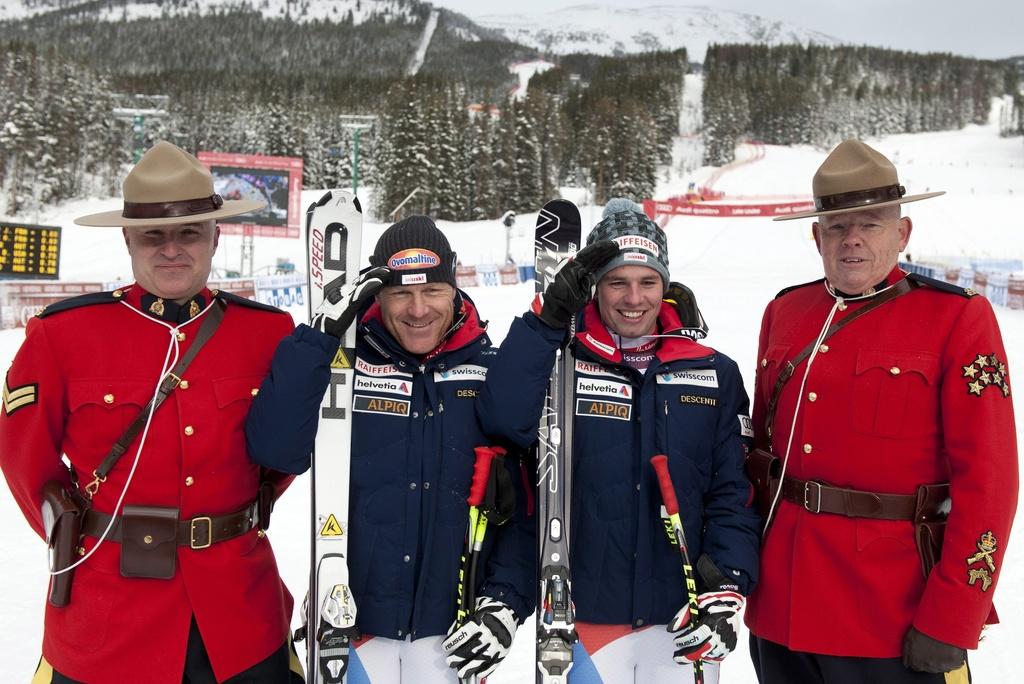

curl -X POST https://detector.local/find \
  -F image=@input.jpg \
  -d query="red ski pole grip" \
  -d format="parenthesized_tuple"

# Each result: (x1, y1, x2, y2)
(650, 455, 679, 516)
(468, 446, 496, 507)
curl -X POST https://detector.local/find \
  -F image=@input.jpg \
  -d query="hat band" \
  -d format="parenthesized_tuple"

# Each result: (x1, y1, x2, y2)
(815, 184, 905, 212)
(122, 194, 225, 220)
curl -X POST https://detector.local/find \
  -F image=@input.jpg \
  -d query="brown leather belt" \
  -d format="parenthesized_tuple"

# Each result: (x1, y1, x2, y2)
(781, 477, 918, 520)
(82, 502, 258, 550)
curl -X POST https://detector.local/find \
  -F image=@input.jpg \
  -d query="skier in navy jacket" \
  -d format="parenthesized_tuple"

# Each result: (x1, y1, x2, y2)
(245, 216, 534, 683)
(478, 199, 761, 684)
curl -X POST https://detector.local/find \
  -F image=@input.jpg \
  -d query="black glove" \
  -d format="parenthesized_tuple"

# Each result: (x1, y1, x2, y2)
(902, 626, 966, 673)
(536, 240, 619, 329)
(664, 281, 709, 339)
(310, 266, 389, 338)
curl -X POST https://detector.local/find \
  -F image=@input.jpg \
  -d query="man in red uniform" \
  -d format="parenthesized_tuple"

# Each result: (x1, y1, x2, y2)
(0, 141, 301, 683)
(745, 139, 1018, 683)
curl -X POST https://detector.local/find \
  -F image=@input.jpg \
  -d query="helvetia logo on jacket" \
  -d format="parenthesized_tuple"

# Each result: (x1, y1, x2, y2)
(387, 249, 441, 270)
(576, 377, 631, 399)
(354, 376, 412, 396)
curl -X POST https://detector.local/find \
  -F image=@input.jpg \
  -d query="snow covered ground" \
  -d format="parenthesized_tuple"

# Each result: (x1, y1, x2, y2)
(1, 118, 1022, 681)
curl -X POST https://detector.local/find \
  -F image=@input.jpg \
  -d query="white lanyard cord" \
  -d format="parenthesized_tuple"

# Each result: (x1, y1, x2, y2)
(760, 299, 840, 537)
(50, 303, 212, 575)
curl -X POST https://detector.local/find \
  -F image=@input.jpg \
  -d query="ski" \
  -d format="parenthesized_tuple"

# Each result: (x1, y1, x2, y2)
(534, 199, 582, 684)
(303, 190, 363, 684)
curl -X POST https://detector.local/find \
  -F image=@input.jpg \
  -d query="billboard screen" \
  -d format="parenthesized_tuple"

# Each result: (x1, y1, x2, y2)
(197, 151, 303, 238)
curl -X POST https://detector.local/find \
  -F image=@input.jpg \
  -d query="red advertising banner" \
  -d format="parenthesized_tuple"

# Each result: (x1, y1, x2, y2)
(197, 151, 303, 238)
(644, 197, 815, 220)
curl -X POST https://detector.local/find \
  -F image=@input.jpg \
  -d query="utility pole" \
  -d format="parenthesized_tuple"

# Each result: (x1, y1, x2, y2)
(111, 94, 170, 162)
(339, 115, 377, 198)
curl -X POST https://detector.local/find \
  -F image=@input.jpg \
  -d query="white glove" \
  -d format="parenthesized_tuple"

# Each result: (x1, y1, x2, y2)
(442, 596, 518, 680)
(310, 266, 389, 338)
(667, 590, 744, 663)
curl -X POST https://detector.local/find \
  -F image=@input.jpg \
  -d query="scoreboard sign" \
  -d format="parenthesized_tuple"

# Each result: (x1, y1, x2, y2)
(0, 223, 61, 279)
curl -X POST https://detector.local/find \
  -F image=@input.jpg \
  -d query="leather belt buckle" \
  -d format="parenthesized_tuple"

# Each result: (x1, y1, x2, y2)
(803, 481, 822, 514)
(190, 516, 213, 549)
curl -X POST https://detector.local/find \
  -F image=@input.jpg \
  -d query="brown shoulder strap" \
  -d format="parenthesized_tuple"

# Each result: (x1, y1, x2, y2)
(85, 300, 226, 498)
(764, 278, 917, 442)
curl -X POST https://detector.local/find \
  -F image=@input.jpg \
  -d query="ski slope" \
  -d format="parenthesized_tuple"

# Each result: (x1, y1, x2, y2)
(1, 120, 1022, 682)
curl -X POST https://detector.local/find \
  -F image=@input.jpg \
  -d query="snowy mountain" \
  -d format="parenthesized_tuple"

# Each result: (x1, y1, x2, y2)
(0, 0, 425, 24)
(470, 4, 840, 61)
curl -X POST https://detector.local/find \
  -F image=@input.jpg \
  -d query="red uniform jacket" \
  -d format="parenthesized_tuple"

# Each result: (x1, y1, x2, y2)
(0, 285, 295, 683)
(744, 268, 1018, 657)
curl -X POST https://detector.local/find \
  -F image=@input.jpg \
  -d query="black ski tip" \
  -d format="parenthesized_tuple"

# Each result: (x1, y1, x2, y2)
(352, 196, 363, 213)
(540, 197, 581, 229)
(314, 191, 334, 208)
(537, 199, 582, 231)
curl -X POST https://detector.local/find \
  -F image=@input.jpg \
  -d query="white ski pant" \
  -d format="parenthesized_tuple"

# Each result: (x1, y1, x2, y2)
(351, 635, 457, 684)
(569, 623, 721, 684)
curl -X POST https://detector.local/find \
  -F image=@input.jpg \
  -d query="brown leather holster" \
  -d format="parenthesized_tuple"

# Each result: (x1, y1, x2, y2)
(745, 448, 781, 518)
(256, 480, 276, 532)
(41, 481, 87, 607)
(913, 483, 951, 578)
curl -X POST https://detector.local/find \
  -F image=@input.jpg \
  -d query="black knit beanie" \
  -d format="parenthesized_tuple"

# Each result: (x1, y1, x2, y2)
(370, 215, 457, 287)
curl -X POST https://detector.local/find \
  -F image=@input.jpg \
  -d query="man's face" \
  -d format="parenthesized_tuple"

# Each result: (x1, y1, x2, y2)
(123, 221, 219, 303)
(813, 207, 912, 295)
(377, 282, 455, 355)
(596, 264, 663, 338)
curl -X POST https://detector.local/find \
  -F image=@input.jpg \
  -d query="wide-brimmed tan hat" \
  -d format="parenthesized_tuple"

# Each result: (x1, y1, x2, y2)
(774, 139, 944, 221)
(75, 140, 265, 227)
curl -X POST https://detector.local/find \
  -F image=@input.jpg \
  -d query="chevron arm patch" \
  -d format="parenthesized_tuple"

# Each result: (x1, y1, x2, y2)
(3, 381, 38, 416)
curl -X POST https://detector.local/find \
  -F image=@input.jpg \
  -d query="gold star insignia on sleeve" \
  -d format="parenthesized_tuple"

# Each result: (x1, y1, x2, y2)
(964, 353, 1011, 398)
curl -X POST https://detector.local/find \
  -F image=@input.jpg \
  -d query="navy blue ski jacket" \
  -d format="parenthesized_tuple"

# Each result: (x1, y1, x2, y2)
(245, 293, 535, 640)
(478, 301, 761, 627)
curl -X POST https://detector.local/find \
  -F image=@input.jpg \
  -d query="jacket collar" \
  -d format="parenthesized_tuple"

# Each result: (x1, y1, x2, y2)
(575, 300, 714, 365)
(122, 284, 212, 324)
(825, 265, 907, 301)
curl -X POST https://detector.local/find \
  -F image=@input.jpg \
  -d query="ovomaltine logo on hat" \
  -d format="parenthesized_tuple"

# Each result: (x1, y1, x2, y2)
(387, 249, 441, 270)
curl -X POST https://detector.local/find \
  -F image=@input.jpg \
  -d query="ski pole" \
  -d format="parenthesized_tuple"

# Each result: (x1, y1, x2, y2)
(452, 446, 499, 684)
(468, 446, 507, 599)
(650, 454, 704, 684)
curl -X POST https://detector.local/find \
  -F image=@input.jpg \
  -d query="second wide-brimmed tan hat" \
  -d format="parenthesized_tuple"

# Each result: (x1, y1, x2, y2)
(774, 139, 944, 221)
(75, 140, 265, 227)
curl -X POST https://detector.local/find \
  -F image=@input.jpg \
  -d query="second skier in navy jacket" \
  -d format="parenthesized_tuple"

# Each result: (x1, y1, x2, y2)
(478, 199, 761, 684)
(245, 216, 534, 683)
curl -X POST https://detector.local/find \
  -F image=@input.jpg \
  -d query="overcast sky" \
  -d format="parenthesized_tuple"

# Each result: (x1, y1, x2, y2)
(430, 0, 1023, 61)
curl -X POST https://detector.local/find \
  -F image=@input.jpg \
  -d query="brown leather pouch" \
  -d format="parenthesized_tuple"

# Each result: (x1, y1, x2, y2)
(913, 483, 950, 578)
(745, 448, 781, 517)
(120, 505, 179, 579)
(41, 481, 85, 607)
